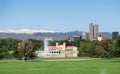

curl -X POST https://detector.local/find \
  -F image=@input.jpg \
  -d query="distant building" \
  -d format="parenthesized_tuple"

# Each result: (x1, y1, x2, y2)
(64, 37, 70, 40)
(89, 23, 98, 41)
(101, 32, 108, 39)
(98, 35, 103, 41)
(82, 32, 87, 40)
(112, 32, 119, 39)
(86, 33, 89, 40)
(73, 35, 81, 41)
(99, 32, 112, 39)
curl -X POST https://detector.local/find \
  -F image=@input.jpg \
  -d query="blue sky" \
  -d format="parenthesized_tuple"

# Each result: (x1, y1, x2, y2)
(0, 0, 120, 32)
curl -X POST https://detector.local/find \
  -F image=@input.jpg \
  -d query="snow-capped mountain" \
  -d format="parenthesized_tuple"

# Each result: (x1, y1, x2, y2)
(0, 29, 55, 34)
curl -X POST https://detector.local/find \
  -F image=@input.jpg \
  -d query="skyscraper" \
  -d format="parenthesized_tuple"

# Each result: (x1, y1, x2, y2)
(89, 23, 98, 41)
(112, 32, 119, 39)
(89, 23, 94, 41)
(94, 24, 98, 39)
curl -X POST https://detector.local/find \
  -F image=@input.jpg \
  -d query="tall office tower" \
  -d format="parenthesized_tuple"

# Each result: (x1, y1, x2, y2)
(94, 24, 98, 39)
(89, 23, 94, 41)
(112, 32, 119, 39)
(89, 23, 98, 41)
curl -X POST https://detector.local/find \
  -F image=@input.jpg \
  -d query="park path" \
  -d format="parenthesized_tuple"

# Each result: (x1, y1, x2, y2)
(0, 58, 102, 62)
(41, 58, 99, 62)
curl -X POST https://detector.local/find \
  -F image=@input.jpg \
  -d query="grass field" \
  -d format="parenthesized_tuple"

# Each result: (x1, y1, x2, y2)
(0, 59, 120, 74)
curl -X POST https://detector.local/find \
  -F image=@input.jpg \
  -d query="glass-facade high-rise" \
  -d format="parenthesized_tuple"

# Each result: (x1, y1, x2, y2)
(112, 32, 119, 39)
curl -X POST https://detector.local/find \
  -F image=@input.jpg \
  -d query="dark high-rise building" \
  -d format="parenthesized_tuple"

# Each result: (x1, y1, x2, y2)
(112, 32, 119, 39)
(89, 23, 98, 41)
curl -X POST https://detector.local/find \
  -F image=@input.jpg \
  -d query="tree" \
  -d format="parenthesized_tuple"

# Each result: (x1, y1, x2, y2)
(28, 39, 44, 50)
(110, 36, 120, 57)
(79, 40, 98, 57)
(97, 39, 112, 58)
(99, 39, 112, 51)
(0, 46, 9, 59)
(17, 40, 37, 61)
(0, 39, 18, 59)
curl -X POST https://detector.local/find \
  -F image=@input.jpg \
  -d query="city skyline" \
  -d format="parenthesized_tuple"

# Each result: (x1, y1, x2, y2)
(0, 0, 120, 32)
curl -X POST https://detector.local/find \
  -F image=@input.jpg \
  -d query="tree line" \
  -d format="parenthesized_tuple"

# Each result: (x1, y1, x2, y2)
(79, 36, 120, 58)
(0, 36, 120, 60)
(0, 38, 43, 60)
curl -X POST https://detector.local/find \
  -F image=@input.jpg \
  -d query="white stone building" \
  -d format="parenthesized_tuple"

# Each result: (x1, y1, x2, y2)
(37, 38, 78, 58)
(48, 42, 78, 57)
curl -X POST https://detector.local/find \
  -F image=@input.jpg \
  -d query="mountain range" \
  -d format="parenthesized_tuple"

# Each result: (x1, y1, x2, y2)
(0, 29, 112, 40)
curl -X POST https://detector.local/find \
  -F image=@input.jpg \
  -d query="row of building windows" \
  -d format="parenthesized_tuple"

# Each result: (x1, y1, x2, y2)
(50, 51, 61, 54)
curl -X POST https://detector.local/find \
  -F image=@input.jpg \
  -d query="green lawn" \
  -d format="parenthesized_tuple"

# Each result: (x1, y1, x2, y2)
(0, 59, 120, 74)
